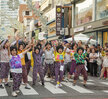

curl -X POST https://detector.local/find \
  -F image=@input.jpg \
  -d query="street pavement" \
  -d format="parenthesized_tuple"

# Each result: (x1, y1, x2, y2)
(0, 75, 108, 99)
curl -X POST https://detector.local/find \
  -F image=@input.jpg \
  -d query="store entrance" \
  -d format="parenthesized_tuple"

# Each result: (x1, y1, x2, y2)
(97, 29, 108, 47)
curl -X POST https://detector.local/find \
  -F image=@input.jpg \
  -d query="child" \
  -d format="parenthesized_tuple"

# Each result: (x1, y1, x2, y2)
(0, 39, 10, 89)
(73, 47, 88, 86)
(69, 43, 77, 77)
(17, 41, 30, 89)
(53, 44, 68, 88)
(64, 48, 71, 81)
(100, 50, 108, 79)
(9, 46, 31, 97)
(44, 42, 54, 81)
(32, 46, 44, 86)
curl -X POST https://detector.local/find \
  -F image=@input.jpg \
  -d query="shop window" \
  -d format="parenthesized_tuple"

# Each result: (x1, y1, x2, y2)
(98, 31, 102, 46)
(96, 0, 108, 20)
(85, 32, 97, 45)
(75, 0, 93, 26)
(103, 32, 108, 47)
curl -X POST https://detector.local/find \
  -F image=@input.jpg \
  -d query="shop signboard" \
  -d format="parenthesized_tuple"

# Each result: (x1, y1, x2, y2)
(103, 21, 108, 26)
(56, 6, 62, 36)
(74, 26, 85, 33)
(87, 25, 92, 29)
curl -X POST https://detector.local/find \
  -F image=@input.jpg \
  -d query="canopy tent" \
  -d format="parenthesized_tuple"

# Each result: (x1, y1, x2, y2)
(65, 33, 97, 44)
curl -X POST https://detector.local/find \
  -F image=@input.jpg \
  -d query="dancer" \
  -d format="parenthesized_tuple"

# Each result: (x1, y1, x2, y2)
(53, 43, 68, 88)
(9, 46, 31, 97)
(73, 47, 88, 86)
(0, 39, 10, 89)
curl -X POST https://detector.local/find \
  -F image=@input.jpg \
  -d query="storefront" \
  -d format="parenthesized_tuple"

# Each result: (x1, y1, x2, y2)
(71, 0, 108, 47)
(96, 0, 108, 20)
(75, 0, 93, 26)
(72, 18, 108, 47)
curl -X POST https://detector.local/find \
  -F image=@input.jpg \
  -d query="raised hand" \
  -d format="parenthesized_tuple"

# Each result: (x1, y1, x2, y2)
(90, 36, 93, 39)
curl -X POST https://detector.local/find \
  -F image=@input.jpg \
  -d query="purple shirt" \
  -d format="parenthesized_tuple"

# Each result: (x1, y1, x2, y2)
(10, 55, 22, 69)
(32, 50, 43, 67)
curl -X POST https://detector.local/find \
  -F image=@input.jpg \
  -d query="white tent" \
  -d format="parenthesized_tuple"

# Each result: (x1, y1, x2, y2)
(66, 33, 96, 44)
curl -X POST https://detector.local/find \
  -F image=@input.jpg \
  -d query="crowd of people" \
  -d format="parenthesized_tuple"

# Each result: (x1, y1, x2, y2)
(0, 35, 108, 97)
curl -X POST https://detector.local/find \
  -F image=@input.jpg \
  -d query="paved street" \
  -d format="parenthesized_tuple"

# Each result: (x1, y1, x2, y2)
(0, 75, 108, 99)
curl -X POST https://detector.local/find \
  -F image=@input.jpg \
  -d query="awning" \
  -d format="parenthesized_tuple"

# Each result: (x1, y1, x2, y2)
(46, 19, 55, 25)
(47, 36, 59, 41)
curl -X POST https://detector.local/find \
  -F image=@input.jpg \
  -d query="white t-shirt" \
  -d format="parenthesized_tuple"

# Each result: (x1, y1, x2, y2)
(64, 53, 71, 64)
(44, 48, 54, 64)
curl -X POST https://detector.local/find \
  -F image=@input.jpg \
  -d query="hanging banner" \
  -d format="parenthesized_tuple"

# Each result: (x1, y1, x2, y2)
(35, 29, 39, 40)
(56, 6, 62, 36)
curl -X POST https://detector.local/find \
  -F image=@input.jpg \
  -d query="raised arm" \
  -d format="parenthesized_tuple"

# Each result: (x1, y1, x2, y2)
(71, 35, 76, 44)
(0, 39, 8, 50)
(86, 36, 93, 45)
(7, 42, 10, 56)
(22, 47, 31, 55)
(16, 36, 20, 49)
(43, 46, 46, 52)
(24, 41, 31, 50)
(64, 43, 69, 52)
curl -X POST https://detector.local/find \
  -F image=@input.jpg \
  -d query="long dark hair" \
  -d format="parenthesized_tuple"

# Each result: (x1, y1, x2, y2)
(3, 40, 8, 49)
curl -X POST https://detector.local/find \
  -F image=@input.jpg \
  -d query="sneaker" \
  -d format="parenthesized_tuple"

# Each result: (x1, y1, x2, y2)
(0, 84, 4, 89)
(25, 86, 31, 89)
(72, 83, 76, 86)
(83, 84, 87, 87)
(10, 78, 13, 80)
(22, 82, 25, 85)
(15, 90, 20, 94)
(12, 92, 17, 97)
(59, 83, 62, 87)
(42, 82, 44, 86)
(98, 77, 103, 80)
(5, 83, 11, 87)
(55, 84, 59, 88)
(50, 79, 54, 82)
(32, 83, 35, 86)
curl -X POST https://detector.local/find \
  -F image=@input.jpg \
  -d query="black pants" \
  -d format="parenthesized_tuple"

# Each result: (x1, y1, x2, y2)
(90, 63, 97, 76)
(87, 61, 90, 73)
(10, 72, 13, 79)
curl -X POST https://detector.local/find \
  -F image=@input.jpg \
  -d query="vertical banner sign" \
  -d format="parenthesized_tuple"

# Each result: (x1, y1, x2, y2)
(56, 6, 62, 36)
(35, 29, 39, 40)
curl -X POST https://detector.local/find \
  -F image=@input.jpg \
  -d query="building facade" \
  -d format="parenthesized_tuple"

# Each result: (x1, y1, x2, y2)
(71, 0, 108, 46)
(40, 0, 72, 40)
(18, 4, 38, 40)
